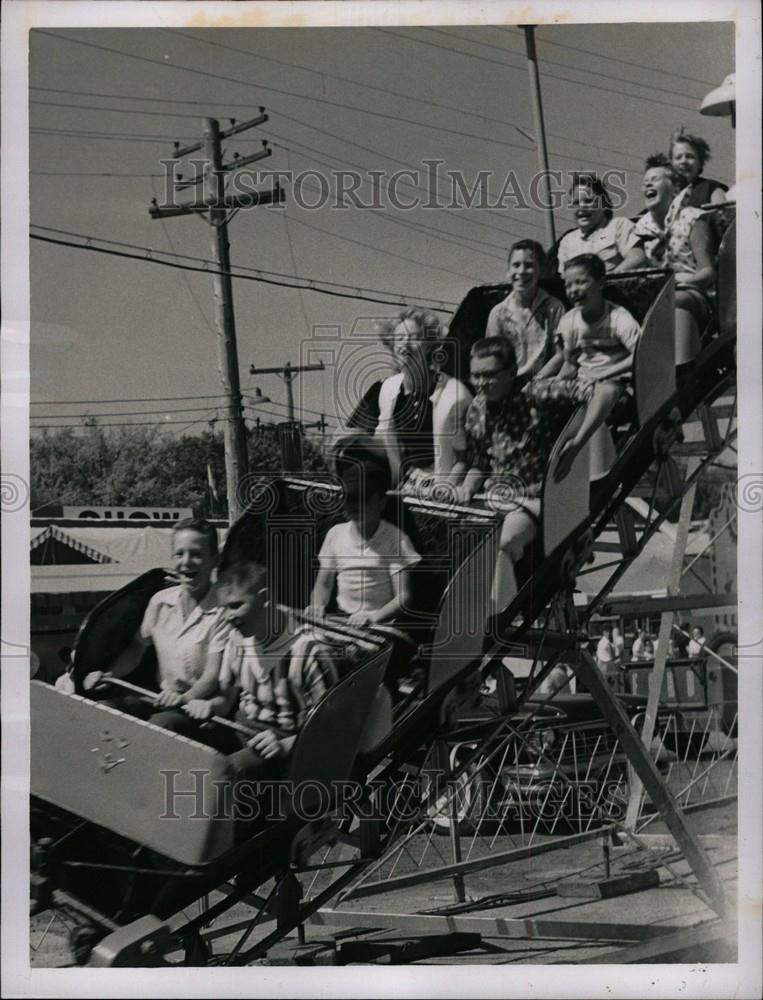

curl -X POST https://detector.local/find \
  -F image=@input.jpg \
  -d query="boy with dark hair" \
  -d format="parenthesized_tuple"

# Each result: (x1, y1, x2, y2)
(557, 173, 645, 274)
(452, 336, 563, 611)
(308, 461, 420, 627)
(184, 559, 339, 780)
(485, 239, 564, 379)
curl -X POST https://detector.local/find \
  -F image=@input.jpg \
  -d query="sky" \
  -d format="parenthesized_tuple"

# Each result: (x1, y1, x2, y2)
(26, 14, 737, 439)
(4, 7, 763, 999)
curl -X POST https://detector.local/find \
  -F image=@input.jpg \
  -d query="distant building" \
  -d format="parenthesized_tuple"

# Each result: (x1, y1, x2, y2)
(61, 505, 193, 521)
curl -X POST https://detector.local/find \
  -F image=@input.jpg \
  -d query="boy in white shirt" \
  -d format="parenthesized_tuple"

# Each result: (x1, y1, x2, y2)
(308, 462, 421, 627)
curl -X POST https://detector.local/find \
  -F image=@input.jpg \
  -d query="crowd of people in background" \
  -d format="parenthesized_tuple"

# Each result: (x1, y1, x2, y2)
(595, 619, 709, 674)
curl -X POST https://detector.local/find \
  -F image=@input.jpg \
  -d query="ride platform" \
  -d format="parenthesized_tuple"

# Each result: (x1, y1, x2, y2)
(31, 801, 736, 967)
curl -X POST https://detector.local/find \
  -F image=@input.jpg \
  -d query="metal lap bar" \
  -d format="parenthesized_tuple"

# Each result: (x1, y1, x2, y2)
(398, 492, 497, 523)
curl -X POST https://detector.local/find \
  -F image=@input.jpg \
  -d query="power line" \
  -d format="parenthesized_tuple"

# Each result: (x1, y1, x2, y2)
(33, 30, 537, 155)
(30, 119, 535, 253)
(283, 210, 485, 284)
(30, 231, 457, 311)
(161, 27, 699, 160)
(29, 84, 645, 165)
(30, 100, 640, 176)
(500, 25, 725, 88)
(31, 404, 222, 420)
(32, 171, 160, 178)
(263, 133, 545, 243)
(30, 99, 208, 119)
(161, 26, 542, 136)
(31, 224, 460, 305)
(32, 393, 226, 405)
(30, 416, 215, 431)
(374, 28, 700, 114)
(263, 122, 550, 231)
(245, 395, 337, 422)
(424, 25, 706, 103)
(31, 128, 204, 144)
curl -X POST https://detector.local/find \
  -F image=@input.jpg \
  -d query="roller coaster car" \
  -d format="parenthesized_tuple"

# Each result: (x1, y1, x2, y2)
(29, 476, 508, 962)
(30, 222, 736, 963)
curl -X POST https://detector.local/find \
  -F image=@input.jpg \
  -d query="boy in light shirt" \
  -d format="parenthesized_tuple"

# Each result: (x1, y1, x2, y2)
(308, 462, 421, 627)
(485, 239, 564, 380)
(535, 253, 642, 481)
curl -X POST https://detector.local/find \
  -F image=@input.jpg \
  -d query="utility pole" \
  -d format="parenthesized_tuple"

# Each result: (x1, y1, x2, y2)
(251, 360, 326, 422)
(522, 26, 556, 246)
(250, 360, 325, 470)
(149, 110, 285, 523)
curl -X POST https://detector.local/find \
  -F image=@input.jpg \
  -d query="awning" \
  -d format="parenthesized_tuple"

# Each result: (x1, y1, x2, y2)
(31, 525, 115, 564)
(32, 564, 146, 594)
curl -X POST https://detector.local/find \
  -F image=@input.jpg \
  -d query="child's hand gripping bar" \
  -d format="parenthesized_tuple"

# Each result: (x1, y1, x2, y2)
(93, 675, 259, 739)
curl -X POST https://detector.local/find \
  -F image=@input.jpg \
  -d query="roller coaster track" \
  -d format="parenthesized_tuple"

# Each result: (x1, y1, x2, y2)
(32, 274, 738, 968)
(154, 329, 736, 965)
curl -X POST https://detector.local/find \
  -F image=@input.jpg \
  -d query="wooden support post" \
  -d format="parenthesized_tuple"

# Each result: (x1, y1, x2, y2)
(434, 740, 466, 903)
(625, 451, 700, 830)
(574, 648, 729, 919)
(203, 118, 249, 522)
(522, 25, 556, 245)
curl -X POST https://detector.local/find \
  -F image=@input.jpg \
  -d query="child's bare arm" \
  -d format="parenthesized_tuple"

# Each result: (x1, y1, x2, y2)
(678, 220, 716, 290)
(454, 467, 486, 505)
(535, 345, 565, 379)
(184, 680, 239, 720)
(614, 245, 646, 271)
(179, 649, 224, 702)
(363, 567, 413, 624)
(449, 454, 468, 482)
(307, 567, 335, 616)
(588, 354, 634, 381)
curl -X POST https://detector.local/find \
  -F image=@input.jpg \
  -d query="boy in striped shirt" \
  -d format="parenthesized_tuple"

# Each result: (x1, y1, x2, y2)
(535, 253, 641, 481)
(184, 559, 339, 783)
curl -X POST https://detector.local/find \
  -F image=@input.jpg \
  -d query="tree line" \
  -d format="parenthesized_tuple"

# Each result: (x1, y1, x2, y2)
(30, 418, 731, 520)
(31, 419, 327, 517)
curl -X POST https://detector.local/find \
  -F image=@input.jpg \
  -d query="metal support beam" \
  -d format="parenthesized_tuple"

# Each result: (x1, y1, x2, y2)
(574, 649, 729, 919)
(311, 908, 692, 943)
(598, 593, 737, 616)
(342, 826, 611, 901)
(625, 445, 700, 829)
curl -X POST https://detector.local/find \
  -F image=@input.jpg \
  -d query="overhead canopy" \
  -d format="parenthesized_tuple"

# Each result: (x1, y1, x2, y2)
(31, 564, 147, 594)
(31, 524, 228, 567)
(30, 523, 228, 591)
